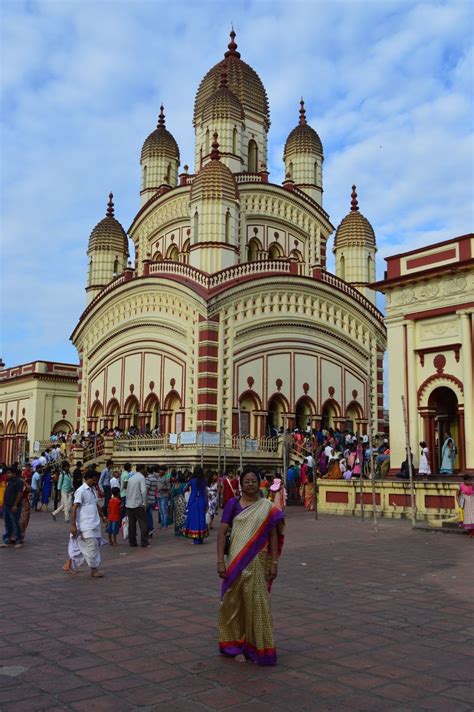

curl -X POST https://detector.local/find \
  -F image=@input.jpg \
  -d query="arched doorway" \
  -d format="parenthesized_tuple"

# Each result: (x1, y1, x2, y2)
(268, 242, 284, 260)
(144, 394, 160, 432)
(321, 399, 340, 430)
(247, 237, 262, 262)
(345, 401, 363, 433)
(295, 396, 314, 431)
(163, 390, 183, 434)
(239, 392, 260, 437)
(106, 398, 120, 429)
(124, 395, 140, 429)
(52, 419, 74, 434)
(267, 393, 288, 434)
(428, 387, 460, 472)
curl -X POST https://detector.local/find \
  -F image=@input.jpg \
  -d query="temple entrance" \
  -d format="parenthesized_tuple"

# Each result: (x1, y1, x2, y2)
(267, 394, 287, 434)
(295, 397, 312, 430)
(428, 387, 460, 471)
(321, 401, 338, 429)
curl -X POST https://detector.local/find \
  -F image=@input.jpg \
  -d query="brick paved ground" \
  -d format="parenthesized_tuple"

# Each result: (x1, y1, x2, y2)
(0, 508, 472, 712)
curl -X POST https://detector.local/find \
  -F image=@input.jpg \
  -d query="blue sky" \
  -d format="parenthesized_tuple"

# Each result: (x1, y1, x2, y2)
(1, 0, 473, 367)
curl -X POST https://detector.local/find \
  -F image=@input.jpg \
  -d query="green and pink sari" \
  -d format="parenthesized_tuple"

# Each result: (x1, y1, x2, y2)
(218, 497, 284, 665)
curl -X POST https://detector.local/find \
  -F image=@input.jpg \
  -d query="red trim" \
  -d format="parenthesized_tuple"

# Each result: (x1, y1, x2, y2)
(406, 302, 474, 321)
(424, 495, 455, 509)
(406, 248, 456, 270)
(417, 372, 464, 405)
(356, 493, 381, 505)
(374, 258, 473, 291)
(389, 494, 412, 507)
(416, 343, 462, 366)
(387, 233, 472, 262)
(325, 491, 348, 503)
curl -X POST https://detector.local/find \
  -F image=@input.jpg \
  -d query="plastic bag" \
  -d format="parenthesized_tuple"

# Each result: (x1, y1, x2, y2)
(121, 516, 129, 541)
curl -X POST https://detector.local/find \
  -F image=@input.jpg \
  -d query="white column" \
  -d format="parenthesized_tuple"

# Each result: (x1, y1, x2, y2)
(405, 320, 419, 458)
(460, 311, 473, 470)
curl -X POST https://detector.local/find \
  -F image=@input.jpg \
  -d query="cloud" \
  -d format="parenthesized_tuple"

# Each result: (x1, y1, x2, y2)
(1, 0, 473, 366)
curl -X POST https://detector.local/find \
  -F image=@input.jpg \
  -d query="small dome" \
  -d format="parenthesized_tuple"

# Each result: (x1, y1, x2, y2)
(141, 105, 180, 163)
(190, 133, 238, 202)
(88, 194, 129, 254)
(194, 31, 269, 127)
(201, 66, 244, 123)
(334, 186, 376, 249)
(284, 100, 323, 158)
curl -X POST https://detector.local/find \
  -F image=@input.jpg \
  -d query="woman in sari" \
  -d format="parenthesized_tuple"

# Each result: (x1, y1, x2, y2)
(217, 466, 284, 665)
(457, 475, 474, 537)
(170, 473, 187, 536)
(440, 436, 456, 475)
(41, 467, 52, 511)
(300, 472, 315, 511)
(183, 466, 208, 544)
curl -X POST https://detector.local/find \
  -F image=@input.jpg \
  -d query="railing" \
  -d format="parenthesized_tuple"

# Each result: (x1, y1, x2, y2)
(82, 437, 104, 462)
(318, 270, 384, 322)
(147, 259, 292, 290)
(111, 432, 280, 455)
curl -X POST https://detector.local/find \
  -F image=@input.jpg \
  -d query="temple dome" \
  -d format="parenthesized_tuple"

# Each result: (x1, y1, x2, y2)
(190, 133, 238, 202)
(194, 31, 269, 127)
(334, 186, 375, 249)
(88, 194, 129, 254)
(201, 67, 244, 123)
(141, 105, 180, 163)
(284, 100, 323, 158)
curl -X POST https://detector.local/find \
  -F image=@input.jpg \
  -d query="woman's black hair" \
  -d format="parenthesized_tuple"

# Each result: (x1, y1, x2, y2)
(193, 466, 204, 480)
(239, 465, 261, 486)
(178, 472, 186, 483)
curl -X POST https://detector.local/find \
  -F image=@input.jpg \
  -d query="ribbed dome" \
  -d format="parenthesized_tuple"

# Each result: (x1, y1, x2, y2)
(191, 134, 238, 202)
(141, 105, 180, 163)
(88, 194, 129, 254)
(201, 67, 244, 123)
(284, 100, 323, 158)
(194, 31, 269, 127)
(334, 186, 376, 249)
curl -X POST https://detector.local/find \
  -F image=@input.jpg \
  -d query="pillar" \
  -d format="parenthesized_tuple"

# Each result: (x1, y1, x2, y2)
(459, 312, 473, 471)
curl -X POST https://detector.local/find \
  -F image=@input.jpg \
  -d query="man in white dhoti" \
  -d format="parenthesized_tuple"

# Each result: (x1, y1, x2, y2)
(63, 470, 107, 577)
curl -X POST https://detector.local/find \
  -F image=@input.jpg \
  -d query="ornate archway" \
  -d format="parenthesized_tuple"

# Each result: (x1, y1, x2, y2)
(163, 390, 183, 434)
(418, 375, 464, 473)
(52, 419, 74, 434)
(237, 390, 263, 437)
(345, 400, 364, 433)
(267, 392, 289, 434)
(143, 393, 161, 431)
(321, 398, 341, 430)
(295, 395, 316, 430)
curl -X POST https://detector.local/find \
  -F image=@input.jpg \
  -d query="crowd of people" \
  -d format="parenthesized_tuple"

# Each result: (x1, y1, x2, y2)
(0, 441, 472, 667)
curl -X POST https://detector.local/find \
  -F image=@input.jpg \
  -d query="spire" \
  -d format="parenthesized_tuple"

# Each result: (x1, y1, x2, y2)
(210, 131, 220, 160)
(225, 28, 241, 58)
(350, 185, 359, 212)
(106, 192, 114, 217)
(157, 104, 165, 128)
(299, 98, 307, 125)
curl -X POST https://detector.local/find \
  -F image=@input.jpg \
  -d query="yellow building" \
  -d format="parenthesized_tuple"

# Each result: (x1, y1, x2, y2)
(374, 233, 473, 474)
(71, 32, 386, 454)
(0, 360, 78, 463)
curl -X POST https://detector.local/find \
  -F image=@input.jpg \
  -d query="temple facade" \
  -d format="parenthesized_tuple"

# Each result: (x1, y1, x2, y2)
(374, 234, 473, 474)
(71, 32, 386, 443)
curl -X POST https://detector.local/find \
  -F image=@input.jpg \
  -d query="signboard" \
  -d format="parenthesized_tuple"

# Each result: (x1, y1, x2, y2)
(245, 439, 258, 452)
(179, 431, 197, 446)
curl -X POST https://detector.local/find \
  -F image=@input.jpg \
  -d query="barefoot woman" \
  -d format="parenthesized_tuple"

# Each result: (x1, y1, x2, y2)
(217, 465, 284, 665)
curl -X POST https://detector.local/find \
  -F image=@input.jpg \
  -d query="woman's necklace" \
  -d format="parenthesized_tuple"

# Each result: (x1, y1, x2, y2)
(241, 495, 258, 507)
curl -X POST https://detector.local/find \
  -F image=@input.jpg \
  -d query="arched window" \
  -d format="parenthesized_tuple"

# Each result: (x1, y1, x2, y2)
(290, 248, 303, 262)
(152, 251, 163, 262)
(199, 147, 203, 169)
(166, 244, 179, 261)
(314, 162, 318, 185)
(143, 164, 147, 187)
(193, 211, 199, 243)
(288, 162, 293, 179)
(88, 258, 93, 282)
(247, 237, 262, 262)
(232, 127, 238, 154)
(225, 210, 231, 243)
(166, 163, 171, 184)
(340, 255, 345, 281)
(113, 258, 119, 274)
(205, 129, 210, 155)
(248, 139, 258, 172)
(367, 254, 373, 281)
(268, 242, 284, 260)
(181, 239, 190, 264)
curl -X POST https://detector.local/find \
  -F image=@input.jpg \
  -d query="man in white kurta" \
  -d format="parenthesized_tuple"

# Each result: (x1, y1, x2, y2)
(69, 471, 106, 577)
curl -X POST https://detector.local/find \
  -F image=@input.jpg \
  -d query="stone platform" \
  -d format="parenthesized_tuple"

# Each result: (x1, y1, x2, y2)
(317, 479, 461, 526)
(0, 507, 472, 711)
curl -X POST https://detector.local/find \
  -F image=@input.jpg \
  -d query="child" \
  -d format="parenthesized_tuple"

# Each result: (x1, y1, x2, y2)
(106, 487, 121, 546)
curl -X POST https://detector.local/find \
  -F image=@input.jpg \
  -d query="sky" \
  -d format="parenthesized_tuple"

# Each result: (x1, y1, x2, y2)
(1, 0, 473, 367)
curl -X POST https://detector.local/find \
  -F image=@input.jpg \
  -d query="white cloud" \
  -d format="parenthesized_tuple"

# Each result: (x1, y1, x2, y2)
(1, 0, 473, 365)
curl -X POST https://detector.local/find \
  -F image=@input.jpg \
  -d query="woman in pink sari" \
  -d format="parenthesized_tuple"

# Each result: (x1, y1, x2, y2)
(458, 475, 474, 537)
(217, 466, 284, 665)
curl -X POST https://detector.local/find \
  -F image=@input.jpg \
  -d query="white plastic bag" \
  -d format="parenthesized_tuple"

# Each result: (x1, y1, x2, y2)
(121, 516, 129, 541)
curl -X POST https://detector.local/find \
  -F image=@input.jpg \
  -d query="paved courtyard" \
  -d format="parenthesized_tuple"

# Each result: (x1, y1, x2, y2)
(0, 507, 472, 712)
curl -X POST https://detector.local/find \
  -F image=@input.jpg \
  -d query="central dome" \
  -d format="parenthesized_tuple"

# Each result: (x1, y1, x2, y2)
(194, 31, 270, 128)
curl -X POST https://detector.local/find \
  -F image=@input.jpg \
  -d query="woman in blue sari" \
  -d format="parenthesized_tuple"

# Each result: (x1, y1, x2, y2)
(183, 466, 208, 544)
(41, 467, 53, 511)
(440, 436, 456, 475)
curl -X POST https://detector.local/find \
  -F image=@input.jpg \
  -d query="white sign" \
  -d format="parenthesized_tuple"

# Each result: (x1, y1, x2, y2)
(33, 441, 40, 452)
(179, 431, 197, 446)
